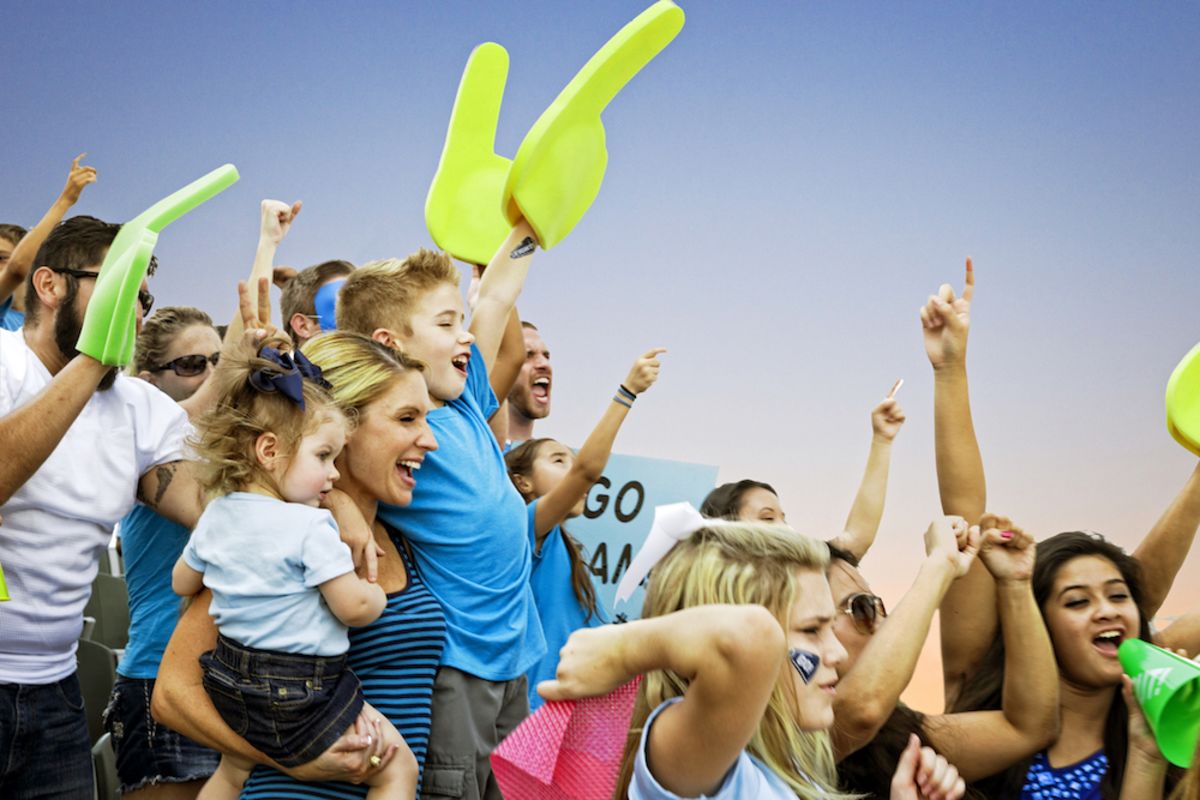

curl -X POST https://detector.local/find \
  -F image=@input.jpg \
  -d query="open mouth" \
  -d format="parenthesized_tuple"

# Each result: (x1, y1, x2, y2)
(1093, 630, 1124, 657)
(531, 376, 551, 404)
(397, 459, 422, 486)
(451, 353, 469, 376)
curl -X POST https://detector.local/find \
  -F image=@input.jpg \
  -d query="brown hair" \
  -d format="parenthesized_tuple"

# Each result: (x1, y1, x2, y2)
(0, 224, 27, 246)
(280, 260, 354, 342)
(191, 336, 348, 499)
(336, 249, 461, 336)
(131, 306, 215, 374)
(504, 438, 599, 621)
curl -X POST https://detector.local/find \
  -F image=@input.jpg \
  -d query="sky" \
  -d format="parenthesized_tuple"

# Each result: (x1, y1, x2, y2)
(6, 1, 1200, 710)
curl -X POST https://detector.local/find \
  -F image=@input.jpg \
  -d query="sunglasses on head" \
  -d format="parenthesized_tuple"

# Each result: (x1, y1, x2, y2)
(840, 592, 887, 635)
(49, 266, 154, 314)
(152, 352, 220, 377)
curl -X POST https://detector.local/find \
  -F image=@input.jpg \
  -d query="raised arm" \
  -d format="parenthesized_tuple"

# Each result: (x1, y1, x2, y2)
(921, 517, 1059, 782)
(924, 260, 996, 702)
(0, 154, 96, 303)
(1156, 611, 1200, 657)
(539, 604, 785, 799)
(832, 516, 977, 761)
(532, 349, 664, 542)
(489, 308, 525, 407)
(1133, 461, 1200, 617)
(831, 384, 906, 562)
(470, 220, 536, 373)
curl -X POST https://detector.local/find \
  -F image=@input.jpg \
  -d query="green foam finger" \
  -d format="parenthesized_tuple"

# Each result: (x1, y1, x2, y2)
(76, 164, 239, 366)
(1166, 340, 1200, 456)
(503, 0, 685, 249)
(0, 559, 9, 601)
(425, 42, 515, 266)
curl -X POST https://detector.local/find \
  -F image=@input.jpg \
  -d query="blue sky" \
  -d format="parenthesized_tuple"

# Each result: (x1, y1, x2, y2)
(7, 3, 1200, 702)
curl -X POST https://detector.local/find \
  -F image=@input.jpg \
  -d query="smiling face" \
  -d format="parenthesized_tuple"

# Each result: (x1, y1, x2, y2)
(337, 371, 438, 507)
(738, 487, 787, 524)
(507, 327, 552, 420)
(392, 282, 474, 405)
(826, 559, 876, 677)
(1043, 554, 1140, 689)
(785, 568, 847, 731)
(528, 440, 585, 516)
(276, 415, 347, 507)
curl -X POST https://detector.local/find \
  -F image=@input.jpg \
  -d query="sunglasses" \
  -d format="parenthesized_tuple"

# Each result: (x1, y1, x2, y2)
(49, 266, 154, 314)
(152, 352, 220, 377)
(840, 592, 887, 635)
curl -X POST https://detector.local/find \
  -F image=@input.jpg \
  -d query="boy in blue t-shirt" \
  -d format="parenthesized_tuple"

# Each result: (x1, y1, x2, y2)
(336, 221, 543, 800)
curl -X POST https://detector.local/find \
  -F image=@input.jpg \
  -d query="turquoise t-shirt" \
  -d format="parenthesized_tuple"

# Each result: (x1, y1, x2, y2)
(378, 343, 544, 681)
(526, 499, 607, 710)
(117, 504, 191, 679)
(0, 296, 24, 331)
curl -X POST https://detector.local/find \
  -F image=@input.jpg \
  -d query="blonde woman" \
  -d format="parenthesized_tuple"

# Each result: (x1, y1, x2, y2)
(540, 517, 967, 800)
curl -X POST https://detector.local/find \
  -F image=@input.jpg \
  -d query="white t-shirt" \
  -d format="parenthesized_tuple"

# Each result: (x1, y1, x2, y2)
(0, 328, 189, 684)
(182, 493, 356, 655)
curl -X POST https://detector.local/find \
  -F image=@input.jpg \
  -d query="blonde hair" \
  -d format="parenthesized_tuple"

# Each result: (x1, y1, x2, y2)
(191, 336, 347, 499)
(300, 331, 425, 418)
(615, 523, 859, 800)
(336, 249, 461, 336)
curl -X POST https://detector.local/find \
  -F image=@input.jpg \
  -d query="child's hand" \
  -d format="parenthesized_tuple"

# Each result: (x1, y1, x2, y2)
(919, 258, 973, 370)
(60, 153, 97, 207)
(890, 734, 966, 800)
(871, 388, 907, 443)
(260, 199, 302, 246)
(977, 514, 1035, 583)
(623, 348, 666, 395)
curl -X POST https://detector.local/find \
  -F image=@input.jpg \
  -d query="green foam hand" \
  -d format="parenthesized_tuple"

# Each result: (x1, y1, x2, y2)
(425, 43, 515, 266)
(1166, 341, 1200, 456)
(76, 164, 240, 366)
(503, 0, 685, 249)
(0, 559, 9, 601)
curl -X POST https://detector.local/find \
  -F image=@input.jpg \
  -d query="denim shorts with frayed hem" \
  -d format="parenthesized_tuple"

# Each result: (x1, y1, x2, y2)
(202, 634, 364, 768)
(103, 676, 220, 793)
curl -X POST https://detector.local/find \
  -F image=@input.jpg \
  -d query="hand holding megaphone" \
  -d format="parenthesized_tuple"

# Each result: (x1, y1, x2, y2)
(1119, 638, 1200, 767)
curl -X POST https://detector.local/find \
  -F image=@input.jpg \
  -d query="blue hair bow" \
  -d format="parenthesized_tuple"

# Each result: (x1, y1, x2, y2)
(249, 347, 331, 410)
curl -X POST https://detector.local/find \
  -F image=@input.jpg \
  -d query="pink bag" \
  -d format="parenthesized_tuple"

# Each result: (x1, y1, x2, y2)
(491, 678, 642, 800)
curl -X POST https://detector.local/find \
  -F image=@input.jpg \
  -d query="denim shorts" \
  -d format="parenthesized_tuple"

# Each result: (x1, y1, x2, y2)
(201, 634, 364, 767)
(103, 676, 220, 793)
(0, 674, 93, 799)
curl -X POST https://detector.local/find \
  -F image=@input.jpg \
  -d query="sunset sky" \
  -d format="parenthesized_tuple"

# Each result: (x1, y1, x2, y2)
(6, 1, 1199, 709)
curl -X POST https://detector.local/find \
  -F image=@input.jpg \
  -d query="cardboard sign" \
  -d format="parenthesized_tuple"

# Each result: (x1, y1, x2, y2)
(565, 453, 718, 619)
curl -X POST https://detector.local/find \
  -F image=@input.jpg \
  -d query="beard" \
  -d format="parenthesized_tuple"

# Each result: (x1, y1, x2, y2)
(54, 282, 118, 391)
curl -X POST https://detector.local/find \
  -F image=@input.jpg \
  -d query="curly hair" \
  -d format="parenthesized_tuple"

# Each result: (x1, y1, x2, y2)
(190, 336, 349, 500)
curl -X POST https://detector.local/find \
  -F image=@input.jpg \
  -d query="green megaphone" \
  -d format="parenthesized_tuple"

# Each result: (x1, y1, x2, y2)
(0, 559, 9, 601)
(1166, 341, 1200, 457)
(502, 0, 685, 248)
(1119, 638, 1200, 766)
(76, 164, 240, 366)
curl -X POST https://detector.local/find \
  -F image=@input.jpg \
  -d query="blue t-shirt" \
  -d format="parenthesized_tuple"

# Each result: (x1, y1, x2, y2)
(377, 343, 544, 681)
(241, 532, 447, 798)
(0, 296, 24, 331)
(526, 499, 608, 711)
(118, 504, 191, 679)
(1021, 751, 1107, 800)
(182, 493, 356, 655)
(630, 697, 800, 799)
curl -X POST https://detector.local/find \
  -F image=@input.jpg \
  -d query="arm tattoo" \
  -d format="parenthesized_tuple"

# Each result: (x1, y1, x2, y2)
(509, 236, 536, 259)
(139, 461, 180, 509)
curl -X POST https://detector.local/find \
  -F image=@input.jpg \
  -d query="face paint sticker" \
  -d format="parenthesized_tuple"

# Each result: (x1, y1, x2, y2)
(313, 279, 345, 332)
(789, 648, 820, 684)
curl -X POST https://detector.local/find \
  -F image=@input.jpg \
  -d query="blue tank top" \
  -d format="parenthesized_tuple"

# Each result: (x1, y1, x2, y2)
(240, 530, 447, 798)
(1021, 750, 1107, 800)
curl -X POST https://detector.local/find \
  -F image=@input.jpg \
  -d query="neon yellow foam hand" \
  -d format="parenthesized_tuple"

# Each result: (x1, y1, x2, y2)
(76, 164, 239, 366)
(1166, 341, 1200, 456)
(503, 0, 685, 248)
(425, 43, 514, 267)
(0, 559, 8, 601)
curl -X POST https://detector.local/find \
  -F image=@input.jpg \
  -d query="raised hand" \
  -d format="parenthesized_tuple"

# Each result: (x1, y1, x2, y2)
(260, 199, 302, 246)
(924, 516, 980, 578)
(920, 258, 974, 369)
(538, 624, 633, 702)
(891, 734, 966, 800)
(60, 153, 97, 206)
(238, 277, 276, 341)
(976, 514, 1036, 582)
(624, 348, 666, 395)
(872, 381, 907, 442)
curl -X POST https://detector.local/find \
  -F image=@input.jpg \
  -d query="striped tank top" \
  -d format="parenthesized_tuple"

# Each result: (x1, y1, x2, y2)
(241, 530, 446, 799)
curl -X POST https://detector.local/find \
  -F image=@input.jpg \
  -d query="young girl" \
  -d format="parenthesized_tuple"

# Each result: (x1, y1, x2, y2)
(172, 337, 416, 800)
(505, 348, 663, 711)
(538, 518, 967, 800)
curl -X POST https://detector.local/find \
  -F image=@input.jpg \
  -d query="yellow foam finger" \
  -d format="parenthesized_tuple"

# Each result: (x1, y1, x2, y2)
(1166, 341, 1200, 456)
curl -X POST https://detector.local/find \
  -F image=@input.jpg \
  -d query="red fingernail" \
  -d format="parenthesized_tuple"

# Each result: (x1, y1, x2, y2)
(1000, 531, 1013, 540)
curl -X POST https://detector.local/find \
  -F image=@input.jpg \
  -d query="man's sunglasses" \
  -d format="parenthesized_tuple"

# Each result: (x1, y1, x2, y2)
(151, 352, 220, 377)
(49, 266, 154, 314)
(840, 592, 887, 635)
